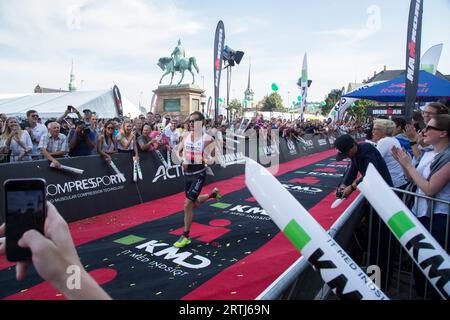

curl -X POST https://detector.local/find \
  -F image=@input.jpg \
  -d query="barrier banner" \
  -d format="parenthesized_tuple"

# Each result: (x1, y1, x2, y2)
(0, 154, 141, 224)
(358, 164, 450, 299)
(313, 135, 331, 153)
(279, 138, 301, 163)
(0, 132, 349, 225)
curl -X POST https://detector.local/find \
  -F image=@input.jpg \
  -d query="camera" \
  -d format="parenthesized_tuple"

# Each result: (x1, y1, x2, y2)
(335, 190, 344, 198)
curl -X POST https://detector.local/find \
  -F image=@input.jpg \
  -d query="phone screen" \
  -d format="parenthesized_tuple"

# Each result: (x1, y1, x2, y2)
(4, 179, 46, 262)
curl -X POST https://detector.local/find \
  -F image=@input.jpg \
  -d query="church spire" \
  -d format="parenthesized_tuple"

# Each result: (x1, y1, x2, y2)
(244, 57, 254, 104)
(68, 59, 77, 92)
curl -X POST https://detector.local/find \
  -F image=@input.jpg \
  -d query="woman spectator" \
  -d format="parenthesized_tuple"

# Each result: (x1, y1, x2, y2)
(0, 117, 9, 163)
(392, 114, 450, 298)
(1, 117, 33, 162)
(97, 119, 117, 163)
(116, 119, 139, 160)
(151, 123, 170, 152)
(372, 119, 408, 189)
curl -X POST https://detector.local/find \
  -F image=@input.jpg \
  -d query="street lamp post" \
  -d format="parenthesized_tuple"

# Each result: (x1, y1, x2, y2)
(200, 92, 206, 115)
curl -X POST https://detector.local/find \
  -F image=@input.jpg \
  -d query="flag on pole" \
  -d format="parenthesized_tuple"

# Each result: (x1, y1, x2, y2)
(404, 0, 423, 121)
(299, 53, 308, 122)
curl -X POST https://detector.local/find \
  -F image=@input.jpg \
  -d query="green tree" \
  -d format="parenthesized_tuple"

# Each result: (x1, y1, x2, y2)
(262, 92, 284, 111)
(321, 88, 342, 117)
(346, 99, 375, 122)
(229, 98, 244, 117)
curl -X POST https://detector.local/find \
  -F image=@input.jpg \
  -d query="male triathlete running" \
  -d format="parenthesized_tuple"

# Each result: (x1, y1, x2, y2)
(173, 111, 222, 248)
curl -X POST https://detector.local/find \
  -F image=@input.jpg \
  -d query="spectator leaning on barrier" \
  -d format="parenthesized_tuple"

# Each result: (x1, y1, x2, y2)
(0, 203, 111, 300)
(68, 119, 96, 157)
(2, 117, 33, 162)
(117, 119, 139, 160)
(137, 124, 156, 152)
(335, 134, 393, 198)
(372, 119, 408, 189)
(24, 110, 48, 160)
(97, 119, 117, 163)
(151, 123, 171, 153)
(0, 117, 9, 163)
(392, 114, 450, 299)
(39, 122, 69, 168)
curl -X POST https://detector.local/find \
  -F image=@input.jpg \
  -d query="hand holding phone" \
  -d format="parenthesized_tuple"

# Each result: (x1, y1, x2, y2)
(3, 179, 47, 262)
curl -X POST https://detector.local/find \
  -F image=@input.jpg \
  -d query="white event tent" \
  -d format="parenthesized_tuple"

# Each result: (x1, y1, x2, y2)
(0, 89, 142, 119)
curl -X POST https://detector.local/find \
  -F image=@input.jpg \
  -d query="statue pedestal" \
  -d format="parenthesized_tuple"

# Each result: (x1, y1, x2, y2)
(153, 84, 204, 119)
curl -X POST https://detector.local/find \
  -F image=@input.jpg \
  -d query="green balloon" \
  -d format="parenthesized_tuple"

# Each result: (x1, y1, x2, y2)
(292, 101, 296, 105)
(271, 83, 279, 91)
(351, 103, 356, 108)
(219, 98, 223, 103)
(297, 96, 302, 102)
(321, 101, 326, 106)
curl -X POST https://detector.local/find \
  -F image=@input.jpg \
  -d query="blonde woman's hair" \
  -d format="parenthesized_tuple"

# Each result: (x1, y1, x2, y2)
(120, 119, 132, 136)
(1, 117, 22, 139)
(373, 119, 396, 136)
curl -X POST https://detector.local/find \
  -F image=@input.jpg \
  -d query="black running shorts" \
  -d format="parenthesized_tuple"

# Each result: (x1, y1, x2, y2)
(185, 170, 206, 202)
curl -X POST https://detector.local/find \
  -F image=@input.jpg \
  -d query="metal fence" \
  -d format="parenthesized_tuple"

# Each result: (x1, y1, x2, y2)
(362, 188, 450, 300)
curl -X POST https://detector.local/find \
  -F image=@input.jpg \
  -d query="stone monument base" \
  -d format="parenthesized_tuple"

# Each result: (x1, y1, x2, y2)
(153, 84, 204, 120)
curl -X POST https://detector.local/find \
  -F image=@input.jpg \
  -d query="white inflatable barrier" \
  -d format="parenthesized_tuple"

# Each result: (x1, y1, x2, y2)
(133, 159, 143, 182)
(109, 161, 126, 183)
(358, 164, 450, 300)
(245, 158, 388, 300)
(50, 163, 84, 175)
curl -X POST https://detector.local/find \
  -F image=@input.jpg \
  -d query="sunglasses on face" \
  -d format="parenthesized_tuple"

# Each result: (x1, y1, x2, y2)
(106, 127, 114, 130)
(31, 114, 39, 118)
(189, 119, 200, 124)
(424, 125, 444, 132)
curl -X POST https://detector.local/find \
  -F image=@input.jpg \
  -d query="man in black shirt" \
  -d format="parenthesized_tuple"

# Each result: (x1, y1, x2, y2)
(335, 134, 393, 199)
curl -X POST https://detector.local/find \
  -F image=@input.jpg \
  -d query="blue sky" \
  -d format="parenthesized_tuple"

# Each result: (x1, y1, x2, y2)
(0, 0, 449, 109)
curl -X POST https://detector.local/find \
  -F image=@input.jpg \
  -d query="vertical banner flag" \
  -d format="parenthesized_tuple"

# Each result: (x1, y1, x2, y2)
(358, 164, 450, 299)
(420, 44, 444, 75)
(245, 158, 388, 300)
(150, 93, 158, 114)
(299, 53, 308, 121)
(404, 0, 423, 121)
(214, 20, 225, 123)
(207, 96, 213, 118)
(336, 86, 346, 122)
(113, 85, 123, 117)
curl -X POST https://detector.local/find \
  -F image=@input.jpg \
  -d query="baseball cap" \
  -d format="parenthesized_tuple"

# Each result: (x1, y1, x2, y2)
(82, 109, 92, 113)
(334, 134, 355, 161)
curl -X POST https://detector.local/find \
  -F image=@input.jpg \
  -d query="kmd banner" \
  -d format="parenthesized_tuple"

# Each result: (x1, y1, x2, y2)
(404, 0, 423, 121)
(214, 20, 225, 122)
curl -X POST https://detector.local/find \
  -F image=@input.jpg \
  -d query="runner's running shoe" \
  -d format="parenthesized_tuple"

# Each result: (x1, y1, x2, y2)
(212, 187, 222, 200)
(173, 236, 191, 248)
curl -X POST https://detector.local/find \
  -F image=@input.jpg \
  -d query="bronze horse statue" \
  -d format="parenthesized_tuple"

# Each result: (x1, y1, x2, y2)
(157, 56, 199, 85)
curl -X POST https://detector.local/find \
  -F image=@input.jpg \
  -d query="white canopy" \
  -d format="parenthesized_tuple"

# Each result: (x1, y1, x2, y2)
(0, 89, 142, 119)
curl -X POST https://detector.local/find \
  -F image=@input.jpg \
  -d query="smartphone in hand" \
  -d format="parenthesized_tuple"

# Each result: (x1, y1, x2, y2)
(3, 179, 47, 262)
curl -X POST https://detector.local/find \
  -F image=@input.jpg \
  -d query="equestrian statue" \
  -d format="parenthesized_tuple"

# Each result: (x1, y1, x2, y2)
(158, 39, 199, 85)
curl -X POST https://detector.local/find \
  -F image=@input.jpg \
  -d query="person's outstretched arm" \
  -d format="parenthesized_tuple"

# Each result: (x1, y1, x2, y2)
(0, 202, 111, 300)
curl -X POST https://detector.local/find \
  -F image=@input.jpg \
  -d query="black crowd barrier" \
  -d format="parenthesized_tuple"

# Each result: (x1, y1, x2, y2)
(0, 132, 360, 224)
